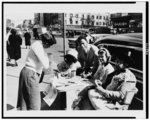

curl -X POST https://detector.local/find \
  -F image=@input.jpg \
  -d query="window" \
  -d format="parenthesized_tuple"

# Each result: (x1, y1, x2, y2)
(103, 16, 105, 20)
(97, 16, 99, 19)
(106, 16, 108, 20)
(104, 46, 143, 71)
(82, 14, 84, 18)
(76, 21, 78, 24)
(75, 14, 78, 18)
(70, 13, 73, 17)
(70, 18, 73, 24)
(103, 22, 105, 25)
(96, 22, 98, 25)
(91, 15, 94, 19)
(99, 16, 102, 19)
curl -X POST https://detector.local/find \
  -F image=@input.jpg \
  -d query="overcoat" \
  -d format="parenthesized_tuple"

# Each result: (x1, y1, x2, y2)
(8, 34, 22, 60)
(24, 32, 31, 46)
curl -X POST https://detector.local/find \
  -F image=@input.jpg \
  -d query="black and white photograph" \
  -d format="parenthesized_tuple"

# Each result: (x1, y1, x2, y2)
(2, 1, 149, 119)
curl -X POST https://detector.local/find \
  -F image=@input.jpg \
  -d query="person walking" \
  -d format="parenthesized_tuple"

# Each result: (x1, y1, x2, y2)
(16, 28, 54, 110)
(24, 30, 31, 49)
(8, 28, 22, 66)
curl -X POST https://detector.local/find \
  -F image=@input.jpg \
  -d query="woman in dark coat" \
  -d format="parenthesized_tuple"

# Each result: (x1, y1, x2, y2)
(8, 29, 22, 66)
(24, 30, 31, 49)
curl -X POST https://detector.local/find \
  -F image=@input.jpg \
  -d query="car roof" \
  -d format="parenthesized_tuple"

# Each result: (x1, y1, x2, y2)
(91, 34, 111, 37)
(120, 33, 142, 39)
(94, 33, 142, 48)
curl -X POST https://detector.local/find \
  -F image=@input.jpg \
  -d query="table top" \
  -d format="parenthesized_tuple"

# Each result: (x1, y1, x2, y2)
(40, 75, 93, 92)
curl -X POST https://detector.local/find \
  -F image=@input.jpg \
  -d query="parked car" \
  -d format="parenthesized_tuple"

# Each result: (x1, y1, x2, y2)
(89, 27, 111, 34)
(91, 34, 111, 43)
(94, 33, 143, 110)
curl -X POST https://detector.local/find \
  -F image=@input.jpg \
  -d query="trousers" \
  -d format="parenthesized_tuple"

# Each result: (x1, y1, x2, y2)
(17, 67, 41, 110)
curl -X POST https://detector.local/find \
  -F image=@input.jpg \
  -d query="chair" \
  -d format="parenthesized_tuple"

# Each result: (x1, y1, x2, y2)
(117, 87, 138, 110)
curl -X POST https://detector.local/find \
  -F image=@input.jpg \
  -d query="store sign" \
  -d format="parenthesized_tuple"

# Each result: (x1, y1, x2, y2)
(113, 21, 129, 28)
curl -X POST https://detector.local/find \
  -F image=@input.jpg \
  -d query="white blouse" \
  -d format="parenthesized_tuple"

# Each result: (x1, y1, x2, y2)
(25, 41, 49, 74)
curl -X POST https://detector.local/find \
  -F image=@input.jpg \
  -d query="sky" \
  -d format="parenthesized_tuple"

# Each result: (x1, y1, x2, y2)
(4, 2, 145, 26)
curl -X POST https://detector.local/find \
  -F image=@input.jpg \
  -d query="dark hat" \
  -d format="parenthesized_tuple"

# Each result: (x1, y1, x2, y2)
(10, 29, 17, 35)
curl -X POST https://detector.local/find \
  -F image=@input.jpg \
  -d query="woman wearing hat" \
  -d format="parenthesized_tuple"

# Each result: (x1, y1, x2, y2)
(17, 30, 53, 110)
(57, 49, 81, 78)
(88, 52, 137, 110)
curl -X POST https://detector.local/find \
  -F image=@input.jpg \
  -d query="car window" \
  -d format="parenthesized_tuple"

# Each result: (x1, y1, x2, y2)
(99, 45, 143, 71)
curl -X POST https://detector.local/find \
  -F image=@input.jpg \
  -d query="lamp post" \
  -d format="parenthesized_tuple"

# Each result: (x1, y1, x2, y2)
(62, 13, 66, 59)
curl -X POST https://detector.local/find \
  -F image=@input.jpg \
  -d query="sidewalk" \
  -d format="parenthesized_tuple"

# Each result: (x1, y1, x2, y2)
(6, 40, 30, 110)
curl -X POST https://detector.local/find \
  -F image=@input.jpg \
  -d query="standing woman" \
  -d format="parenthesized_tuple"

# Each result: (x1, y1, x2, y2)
(8, 28, 22, 66)
(24, 30, 31, 49)
(16, 35, 51, 110)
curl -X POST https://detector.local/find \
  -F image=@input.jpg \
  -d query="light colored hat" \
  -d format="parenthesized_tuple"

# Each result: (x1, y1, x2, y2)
(66, 49, 78, 60)
(41, 27, 47, 34)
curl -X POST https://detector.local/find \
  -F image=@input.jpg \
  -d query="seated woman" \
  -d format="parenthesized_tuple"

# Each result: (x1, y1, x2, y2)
(72, 48, 114, 110)
(88, 53, 137, 110)
(90, 48, 115, 84)
(57, 49, 81, 78)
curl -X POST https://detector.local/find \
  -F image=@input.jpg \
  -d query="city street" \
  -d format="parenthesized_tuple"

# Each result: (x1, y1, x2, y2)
(6, 36, 73, 110)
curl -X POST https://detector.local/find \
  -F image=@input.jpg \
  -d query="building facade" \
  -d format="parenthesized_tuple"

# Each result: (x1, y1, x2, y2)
(64, 13, 110, 28)
(34, 13, 110, 29)
(110, 13, 142, 33)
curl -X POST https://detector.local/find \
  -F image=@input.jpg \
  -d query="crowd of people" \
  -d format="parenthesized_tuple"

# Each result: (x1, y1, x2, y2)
(6, 26, 138, 111)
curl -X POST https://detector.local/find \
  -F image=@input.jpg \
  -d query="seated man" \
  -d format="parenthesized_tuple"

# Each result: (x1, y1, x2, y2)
(76, 35, 99, 78)
(88, 53, 138, 110)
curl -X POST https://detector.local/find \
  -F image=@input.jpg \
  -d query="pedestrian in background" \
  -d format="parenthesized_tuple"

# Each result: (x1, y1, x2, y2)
(8, 28, 22, 66)
(24, 29, 31, 49)
(16, 31, 52, 110)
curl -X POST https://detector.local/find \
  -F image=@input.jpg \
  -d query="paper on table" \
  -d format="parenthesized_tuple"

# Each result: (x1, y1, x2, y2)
(43, 90, 58, 106)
